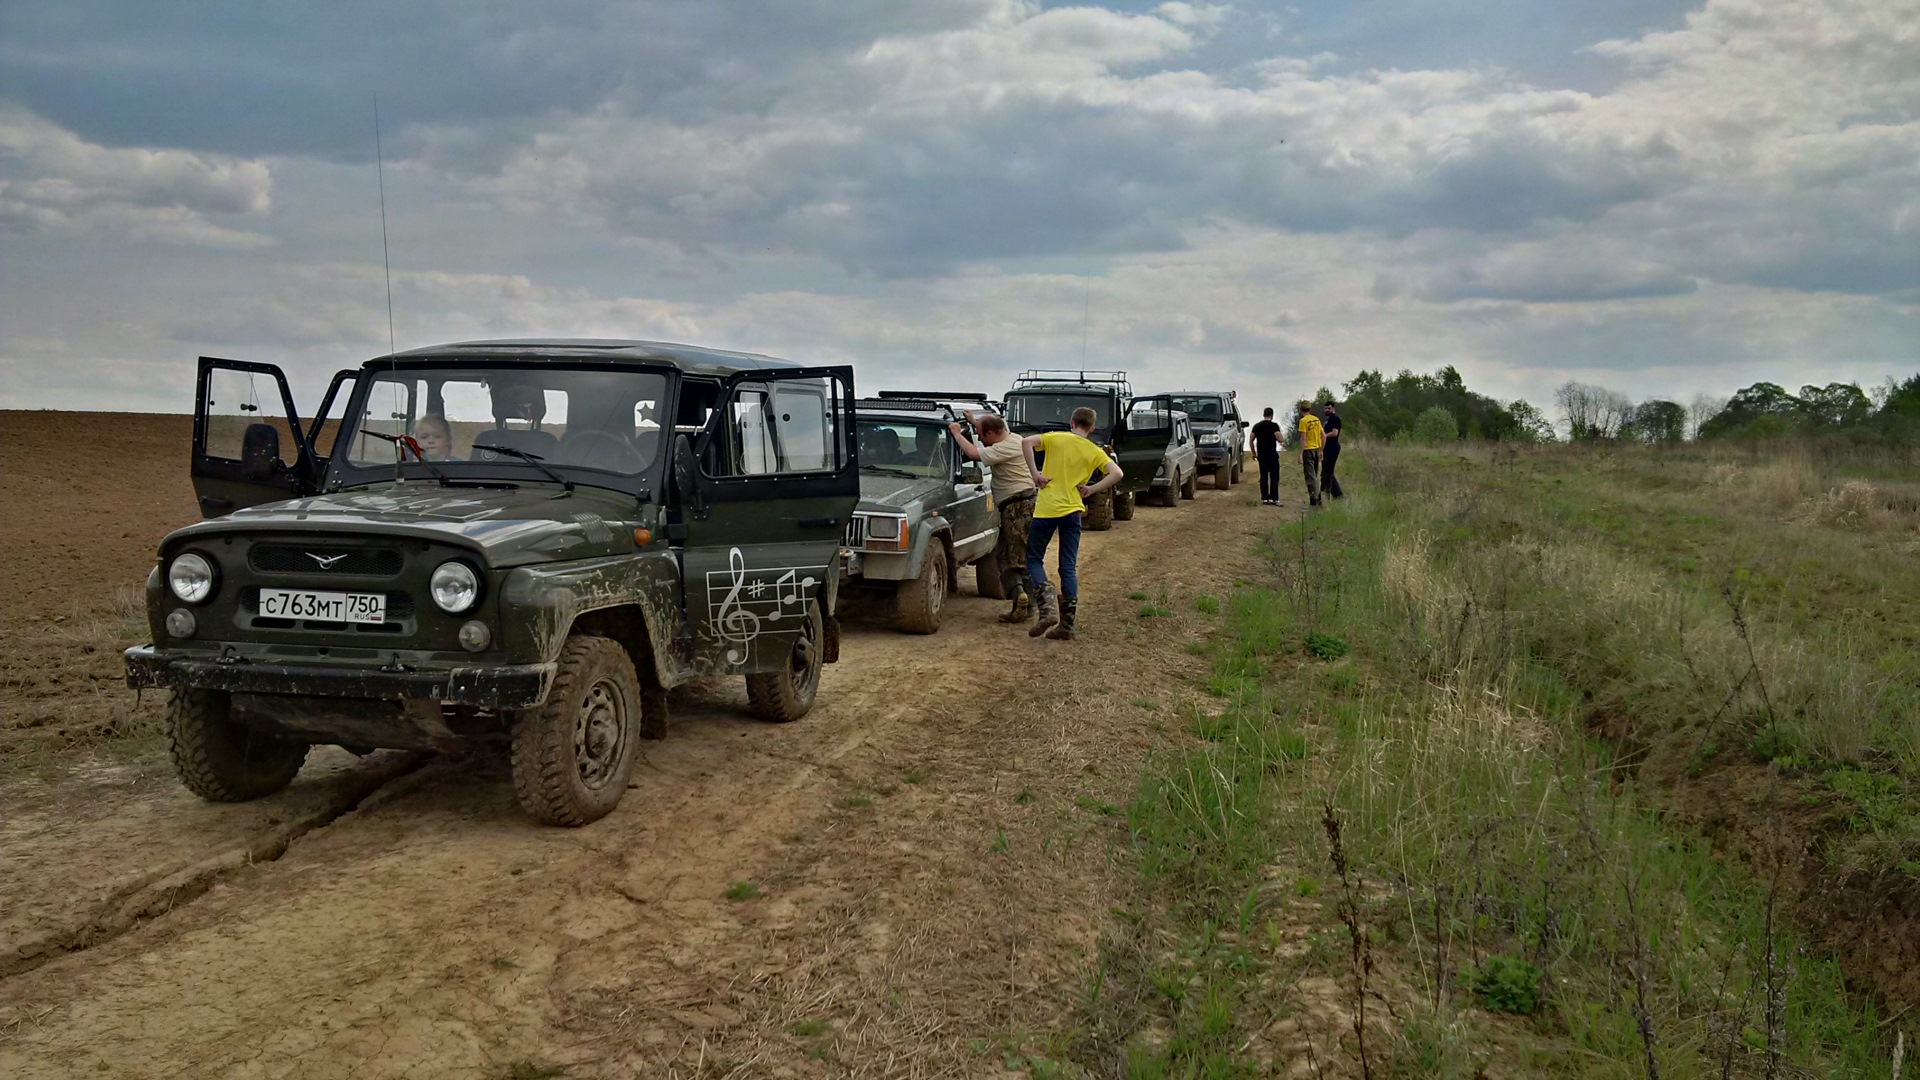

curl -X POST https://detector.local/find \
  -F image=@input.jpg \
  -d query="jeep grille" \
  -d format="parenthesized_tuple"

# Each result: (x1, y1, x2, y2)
(249, 545, 405, 577)
(843, 516, 867, 549)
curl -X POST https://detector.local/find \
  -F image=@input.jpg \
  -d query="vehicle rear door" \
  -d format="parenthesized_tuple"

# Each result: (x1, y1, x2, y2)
(191, 357, 316, 518)
(1112, 395, 1174, 494)
(679, 367, 858, 675)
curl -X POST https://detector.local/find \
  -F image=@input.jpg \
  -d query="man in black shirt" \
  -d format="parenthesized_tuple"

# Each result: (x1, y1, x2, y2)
(1250, 407, 1283, 505)
(1320, 403, 1343, 499)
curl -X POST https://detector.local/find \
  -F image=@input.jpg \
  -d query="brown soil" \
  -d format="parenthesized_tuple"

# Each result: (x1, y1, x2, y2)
(0, 411, 1280, 1077)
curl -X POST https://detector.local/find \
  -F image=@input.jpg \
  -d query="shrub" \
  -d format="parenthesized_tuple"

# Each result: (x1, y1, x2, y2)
(1469, 955, 1542, 1015)
(1411, 406, 1459, 444)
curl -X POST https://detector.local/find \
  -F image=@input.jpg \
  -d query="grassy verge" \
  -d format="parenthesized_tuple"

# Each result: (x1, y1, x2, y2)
(1074, 445, 1909, 1077)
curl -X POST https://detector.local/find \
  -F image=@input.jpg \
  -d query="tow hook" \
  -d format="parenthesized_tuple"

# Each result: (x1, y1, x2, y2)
(380, 653, 412, 673)
(216, 645, 244, 665)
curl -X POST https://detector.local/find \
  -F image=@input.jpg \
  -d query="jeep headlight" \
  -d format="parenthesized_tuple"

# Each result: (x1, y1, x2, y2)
(1199, 433, 1222, 446)
(430, 561, 480, 614)
(168, 552, 216, 604)
(865, 514, 909, 552)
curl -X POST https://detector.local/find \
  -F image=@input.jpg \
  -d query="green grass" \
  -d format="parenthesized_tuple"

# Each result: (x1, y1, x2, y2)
(722, 881, 760, 901)
(1194, 593, 1222, 615)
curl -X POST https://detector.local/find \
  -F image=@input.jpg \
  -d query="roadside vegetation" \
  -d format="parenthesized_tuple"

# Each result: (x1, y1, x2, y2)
(1079, 438, 1914, 1077)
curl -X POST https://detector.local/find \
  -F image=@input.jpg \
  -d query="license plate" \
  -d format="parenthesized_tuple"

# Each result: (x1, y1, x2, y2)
(258, 588, 386, 625)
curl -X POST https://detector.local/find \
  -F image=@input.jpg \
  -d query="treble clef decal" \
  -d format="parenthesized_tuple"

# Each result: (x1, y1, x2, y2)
(714, 547, 762, 665)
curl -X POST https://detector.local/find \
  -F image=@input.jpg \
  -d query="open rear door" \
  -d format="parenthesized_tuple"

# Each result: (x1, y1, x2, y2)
(191, 357, 314, 518)
(1112, 395, 1173, 495)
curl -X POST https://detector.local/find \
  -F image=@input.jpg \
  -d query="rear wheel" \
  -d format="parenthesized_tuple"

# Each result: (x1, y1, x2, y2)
(1085, 490, 1114, 531)
(1112, 491, 1136, 521)
(510, 635, 642, 826)
(975, 553, 1008, 600)
(167, 689, 310, 802)
(747, 601, 825, 722)
(897, 542, 947, 634)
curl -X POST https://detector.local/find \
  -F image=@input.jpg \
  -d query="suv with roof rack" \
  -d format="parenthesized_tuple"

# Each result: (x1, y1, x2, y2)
(126, 340, 859, 826)
(845, 394, 999, 633)
(1158, 390, 1245, 489)
(1001, 370, 1159, 530)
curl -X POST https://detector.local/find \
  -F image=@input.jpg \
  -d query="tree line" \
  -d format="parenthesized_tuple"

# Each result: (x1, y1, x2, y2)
(1326, 367, 1919, 445)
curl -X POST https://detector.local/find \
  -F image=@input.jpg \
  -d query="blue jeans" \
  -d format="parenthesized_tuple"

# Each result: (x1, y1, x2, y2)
(1027, 512, 1082, 598)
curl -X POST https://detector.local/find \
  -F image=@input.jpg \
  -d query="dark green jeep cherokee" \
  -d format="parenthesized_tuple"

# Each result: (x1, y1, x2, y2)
(126, 340, 859, 825)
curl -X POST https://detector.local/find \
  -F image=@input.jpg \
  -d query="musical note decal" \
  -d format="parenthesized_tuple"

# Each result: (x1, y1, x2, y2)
(706, 547, 824, 665)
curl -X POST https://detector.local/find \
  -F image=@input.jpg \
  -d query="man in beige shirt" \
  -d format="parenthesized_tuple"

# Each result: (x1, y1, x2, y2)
(949, 411, 1040, 623)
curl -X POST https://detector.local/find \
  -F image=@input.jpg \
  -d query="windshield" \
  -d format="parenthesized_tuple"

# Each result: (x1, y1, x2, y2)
(857, 419, 953, 478)
(341, 366, 668, 483)
(1168, 396, 1225, 422)
(1005, 392, 1110, 432)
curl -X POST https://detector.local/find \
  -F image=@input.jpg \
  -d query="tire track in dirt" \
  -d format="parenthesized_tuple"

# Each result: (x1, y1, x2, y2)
(0, 475, 1285, 1078)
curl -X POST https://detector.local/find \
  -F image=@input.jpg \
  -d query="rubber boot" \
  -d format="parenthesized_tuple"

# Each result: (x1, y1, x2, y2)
(1045, 595, 1078, 640)
(998, 571, 1030, 623)
(1029, 583, 1059, 638)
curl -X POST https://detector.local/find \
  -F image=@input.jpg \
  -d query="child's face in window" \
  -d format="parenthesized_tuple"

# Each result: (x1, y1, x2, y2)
(416, 423, 453, 461)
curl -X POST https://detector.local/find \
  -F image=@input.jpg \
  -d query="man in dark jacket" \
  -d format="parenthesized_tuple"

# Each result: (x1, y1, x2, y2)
(1250, 407, 1283, 505)
(1320, 403, 1343, 499)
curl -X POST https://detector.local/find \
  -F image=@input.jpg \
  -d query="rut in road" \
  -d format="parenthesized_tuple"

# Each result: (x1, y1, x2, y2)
(0, 486, 1284, 1078)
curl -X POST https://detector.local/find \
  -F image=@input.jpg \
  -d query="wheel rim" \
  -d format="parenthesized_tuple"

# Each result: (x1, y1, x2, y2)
(930, 556, 946, 611)
(572, 678, 628, 790)
(789, 611, 822, 698)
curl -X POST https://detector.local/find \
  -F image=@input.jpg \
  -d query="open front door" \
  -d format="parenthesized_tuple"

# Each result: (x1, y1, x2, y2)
(1112, 395, 1174, 495)
(680, 366, 858, 676)
(191, 357, 314, 518)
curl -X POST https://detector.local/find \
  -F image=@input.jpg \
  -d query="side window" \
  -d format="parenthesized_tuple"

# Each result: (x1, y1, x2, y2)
(707, 376, 846, 478)
(309, 374, 359, 459)
(203, 366, 298, 466)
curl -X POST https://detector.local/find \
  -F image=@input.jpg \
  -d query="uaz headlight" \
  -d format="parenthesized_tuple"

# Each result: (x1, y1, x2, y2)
(168, 552, 216, 604)
(430, 561, 480, 614)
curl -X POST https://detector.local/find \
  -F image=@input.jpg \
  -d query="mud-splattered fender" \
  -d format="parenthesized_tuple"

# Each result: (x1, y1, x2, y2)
(498, 551, 683, 685)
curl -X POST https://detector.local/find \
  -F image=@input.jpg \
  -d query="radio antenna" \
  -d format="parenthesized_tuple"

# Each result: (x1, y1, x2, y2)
(374, 95, 397, 359)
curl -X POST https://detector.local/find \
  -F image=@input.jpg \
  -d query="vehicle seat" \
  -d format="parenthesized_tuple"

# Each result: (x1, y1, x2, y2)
(474, 383, 559, 461)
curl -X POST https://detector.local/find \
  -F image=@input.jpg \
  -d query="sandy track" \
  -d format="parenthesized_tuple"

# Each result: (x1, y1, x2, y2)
(1, 444, 1285, 1078)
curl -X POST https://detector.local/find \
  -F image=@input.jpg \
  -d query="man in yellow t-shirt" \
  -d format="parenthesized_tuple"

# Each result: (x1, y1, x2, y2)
(1018, 407, 1125, 640)
(1296, 400, 1325, 507)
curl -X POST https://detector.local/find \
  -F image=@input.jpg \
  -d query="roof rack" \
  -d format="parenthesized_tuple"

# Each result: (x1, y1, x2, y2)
(1010, 369, 1131, 395)
(854, 396, 960, 419)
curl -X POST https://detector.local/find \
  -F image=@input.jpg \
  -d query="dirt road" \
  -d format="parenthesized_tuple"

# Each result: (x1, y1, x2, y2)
(1, 414, 1283, 1077)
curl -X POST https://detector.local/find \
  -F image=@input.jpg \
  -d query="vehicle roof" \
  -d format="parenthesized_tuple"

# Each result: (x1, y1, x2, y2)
(1159, 390, 1234, 399)
(1006, 383, 1124, 395)
(857, 402, 957, 424)
(371, 338, 804, 377)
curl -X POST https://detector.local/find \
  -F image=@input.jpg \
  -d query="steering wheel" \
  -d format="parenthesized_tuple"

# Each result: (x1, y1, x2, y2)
(559, 430, 644, 473)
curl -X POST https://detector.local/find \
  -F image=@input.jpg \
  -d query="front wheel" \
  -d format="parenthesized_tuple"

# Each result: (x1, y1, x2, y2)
(510, 635, 642, 826)
(168, 689, 310, 802)
(1112, 490, 1136, 521)
(1181, 470, 1197, 500)
(1085, 490, 1114, 531)
(747, 600, 825, 722)
(1215, 463, 1233, 490)
(897, 541, 947, 634)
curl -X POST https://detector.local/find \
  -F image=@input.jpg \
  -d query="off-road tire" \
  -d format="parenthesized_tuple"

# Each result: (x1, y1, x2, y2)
(1216, 464, 1233, 490)
(747, 600, 825, 723)
(975, 554, 1008, 600)
(897, 541, 947, 634)
(1085, 490, 1114, 531)
(1112, 491, 1136, 521)
(167, 688, 310, 802)
(1181, 471, 1197, 500)
(510, 635, 642, 826)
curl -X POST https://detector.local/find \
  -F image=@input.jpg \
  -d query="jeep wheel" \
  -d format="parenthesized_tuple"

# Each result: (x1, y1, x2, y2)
(1216, 463, 1233, 490)
(747, 600, 824, 722)
(510, 635, 641, 826)
(1181, 471, 1198, 500)
(1085, 490, 1114, 531)
(1113, 490, 1136, 521)
(167, 689, 310, 802)
(975, 553, 1008, 600)
(897, 542, 947, 634)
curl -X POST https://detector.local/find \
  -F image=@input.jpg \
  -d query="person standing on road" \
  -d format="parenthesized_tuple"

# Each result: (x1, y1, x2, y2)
(1296, 400, 1325, 507)
(1021, 407, 1125, 641)
(1320, 402, 1343, 500)
(950, 410, 1039, 623)
(1250, 407, 1283, 506)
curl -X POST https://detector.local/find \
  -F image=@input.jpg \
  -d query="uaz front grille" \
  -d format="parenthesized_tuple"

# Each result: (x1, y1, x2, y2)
(249, 545, 404, 576)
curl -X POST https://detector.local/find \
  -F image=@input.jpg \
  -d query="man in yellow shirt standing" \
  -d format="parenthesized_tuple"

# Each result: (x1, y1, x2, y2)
(1020, 407, 1126, 640)
(1296, 400, 1325, 508)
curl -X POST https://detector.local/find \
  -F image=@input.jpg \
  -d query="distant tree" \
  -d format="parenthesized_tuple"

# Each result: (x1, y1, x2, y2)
(1507, 399, 1556, 443)
(1340, 366, 1521, 441)
(1313, 385, 1336, 407)
(1795, 383, 1872, 429)
(1411, 405, 1459, 444)
(1699, 382, 1801, 439)
(1555, 381, 1632, 441)
(1623, 400, 1686, 444)
(1687, 393, 1727, 440)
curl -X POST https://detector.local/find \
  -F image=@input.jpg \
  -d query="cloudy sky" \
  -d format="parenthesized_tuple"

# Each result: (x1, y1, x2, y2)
(2, 0, 1915, 417)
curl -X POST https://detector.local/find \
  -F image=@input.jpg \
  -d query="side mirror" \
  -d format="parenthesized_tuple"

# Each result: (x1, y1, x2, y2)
(960, 461, 983, 485)
(672, 433, 698, 501)
(241, 423, 282, 481)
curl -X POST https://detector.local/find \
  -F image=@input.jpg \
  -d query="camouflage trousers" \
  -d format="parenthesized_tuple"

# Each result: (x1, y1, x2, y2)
(996, 492, 1035, 594)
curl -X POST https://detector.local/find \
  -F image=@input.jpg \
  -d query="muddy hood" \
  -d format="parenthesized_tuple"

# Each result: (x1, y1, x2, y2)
(163, 484, 640, 567)
(857, 473, 946, 510)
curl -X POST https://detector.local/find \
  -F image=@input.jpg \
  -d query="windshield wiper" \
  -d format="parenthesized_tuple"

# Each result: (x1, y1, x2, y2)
(361, 431, 450, 486)
(860, 464, 923, 479)
(477, 444, 574, 493)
